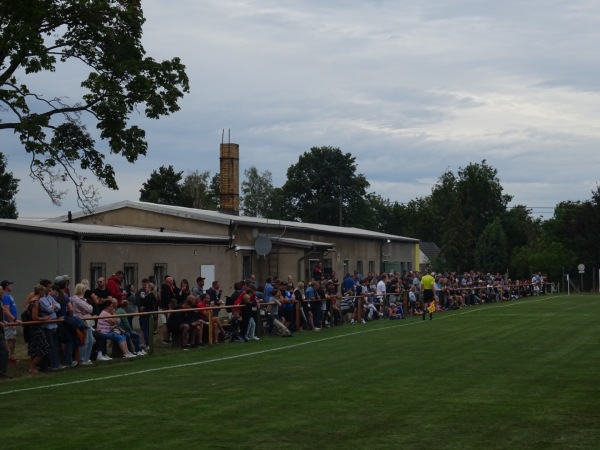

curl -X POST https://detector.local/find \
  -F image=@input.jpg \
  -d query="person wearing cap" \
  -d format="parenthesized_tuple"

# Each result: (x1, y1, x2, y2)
(1, 280, 19, 365)
(191, 276, 206, 298)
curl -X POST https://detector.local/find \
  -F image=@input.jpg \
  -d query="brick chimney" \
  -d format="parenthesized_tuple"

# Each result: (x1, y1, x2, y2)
(219, 143, 240, 215)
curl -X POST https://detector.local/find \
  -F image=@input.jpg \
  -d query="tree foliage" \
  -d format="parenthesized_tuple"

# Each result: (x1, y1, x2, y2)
(0, 0, 189, 211)
(182, 170, 218, 210)
(0, 152, 19, 218)
(280, 146, 370, 227)
(240, 166, 274, 218)
(139, 165, 185, 206)
(475, 218, 508, 273)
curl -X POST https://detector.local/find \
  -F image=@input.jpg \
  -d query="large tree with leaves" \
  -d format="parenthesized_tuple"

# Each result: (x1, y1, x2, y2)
(0, 0, 189, 211)
(139, 165, 186, 206)
(0, 152, 19, 218)
(181, 170, 218, 210)
(280, 146, 370, 227)
(240, 166, 274, 218)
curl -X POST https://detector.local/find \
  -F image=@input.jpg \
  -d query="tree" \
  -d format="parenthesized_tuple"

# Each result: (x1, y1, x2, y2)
(181, 170, 218, 210)
(209, 173, 220, 210)
(0, 1, 189, 211)
(280, 146, 370, 226)
(475, 218, 508, 273)
(139, 165, 185, 206)
(240, 166, 274, 217)
(0, 152, 19, 218)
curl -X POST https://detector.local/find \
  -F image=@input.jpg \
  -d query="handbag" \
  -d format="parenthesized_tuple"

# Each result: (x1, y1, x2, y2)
(110, 326, 122, 334)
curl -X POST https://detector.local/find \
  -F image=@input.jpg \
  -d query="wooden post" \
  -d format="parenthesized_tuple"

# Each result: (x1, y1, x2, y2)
(208, 309, 214, 346)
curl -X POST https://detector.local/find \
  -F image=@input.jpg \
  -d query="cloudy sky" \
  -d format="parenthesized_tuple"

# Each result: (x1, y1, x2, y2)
(4, 0, 600, 219)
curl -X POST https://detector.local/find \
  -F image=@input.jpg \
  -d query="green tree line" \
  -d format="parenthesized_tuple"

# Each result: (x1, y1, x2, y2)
(137, 146, 599, 283)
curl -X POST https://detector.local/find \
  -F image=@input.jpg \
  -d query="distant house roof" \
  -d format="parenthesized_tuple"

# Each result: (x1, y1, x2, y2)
(0, 219, 229, 245)
(47, 200, 420, 243)
(420, 242, 441, 261)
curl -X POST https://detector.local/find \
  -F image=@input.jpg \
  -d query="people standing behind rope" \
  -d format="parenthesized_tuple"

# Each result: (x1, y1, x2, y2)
(138, 282, 157, 348)
(25, 284, 51, 374)
(106, 271, 125, 305)
(71, 283, 95, 365)
(0, 284, 10, 378)
(1, 280, 19, 366)
(295, 281, 315, 331)
(38, 282, 63, 370)
(54, 281, 77, 367)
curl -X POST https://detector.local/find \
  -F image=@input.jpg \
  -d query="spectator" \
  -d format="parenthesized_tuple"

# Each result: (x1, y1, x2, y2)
(117, 300, 146, 355)
(71, 283, 95, 365)
(191, 276, 205, 298)
(0, 284, 9, 378)
(196, 293, 228, 343)
(97, 300, 137, 359)
(1, 280, 19, 366)
(166, 297, 203, 349)
(106, 271, 125, 305)
(138, 282, 157, 348)
(388, 303, 406, 320)
(176, 279, 192, 306)
(54, 281, 77, 367)
(25, 285, 51, 374)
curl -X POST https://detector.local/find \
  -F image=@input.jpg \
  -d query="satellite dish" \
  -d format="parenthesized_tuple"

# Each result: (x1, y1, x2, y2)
(254, 236, 272, 256)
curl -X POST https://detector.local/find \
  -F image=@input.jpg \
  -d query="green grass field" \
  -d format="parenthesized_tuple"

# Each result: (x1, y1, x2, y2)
(2, 294, 599, 449)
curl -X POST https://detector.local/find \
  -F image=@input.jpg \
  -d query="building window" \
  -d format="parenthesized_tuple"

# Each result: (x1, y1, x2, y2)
(323, 258, 332, 277)
(406, 261, 413, 272)
(90, 262, 106, 288)
(343, 259, 350, 274)
(356, 260, 363, 277)
(242, 254, 252, 281)
(123, 263, 138, 288)
(154, 263, 168, 285)
(308, 259, 320, 281)
(368, 260, 375, 274)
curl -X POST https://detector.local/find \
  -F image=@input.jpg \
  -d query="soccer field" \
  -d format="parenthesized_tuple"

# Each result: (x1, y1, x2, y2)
(2, 294, 599, 449)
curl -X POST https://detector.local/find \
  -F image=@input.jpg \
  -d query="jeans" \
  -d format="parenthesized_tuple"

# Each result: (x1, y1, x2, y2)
(43, 327, 60, 369)
(79, 327, 94, 362)
(124, 331, 142, 352)
(245, 317, 256, 340)
(139, 316, 150, 346)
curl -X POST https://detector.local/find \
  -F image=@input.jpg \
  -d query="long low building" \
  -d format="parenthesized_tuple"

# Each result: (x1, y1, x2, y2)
(1, 200, 420, 301)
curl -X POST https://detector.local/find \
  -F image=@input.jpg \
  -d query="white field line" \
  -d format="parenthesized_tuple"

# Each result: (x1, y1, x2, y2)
(0, 294, 568, 396)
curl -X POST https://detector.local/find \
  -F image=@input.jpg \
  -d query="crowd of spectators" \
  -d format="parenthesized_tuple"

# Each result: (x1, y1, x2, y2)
(0, 268, 550, 378)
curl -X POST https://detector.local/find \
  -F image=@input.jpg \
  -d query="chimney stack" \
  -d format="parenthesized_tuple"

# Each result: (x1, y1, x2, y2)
(219, 142, 240, 215)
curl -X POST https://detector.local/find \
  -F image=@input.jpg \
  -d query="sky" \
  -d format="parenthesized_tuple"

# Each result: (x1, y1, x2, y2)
(4, 0, 600, 220)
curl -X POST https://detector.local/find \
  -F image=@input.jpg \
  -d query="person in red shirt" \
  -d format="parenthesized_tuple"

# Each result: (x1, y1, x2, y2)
(106, 271, 125, 305)
(196, 293, 228, 343)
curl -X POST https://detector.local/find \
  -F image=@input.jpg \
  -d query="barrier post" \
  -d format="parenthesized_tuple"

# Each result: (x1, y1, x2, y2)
(208, 309, 214, 345)
(357, 295, 363, 323)
(148, 313, 154, 355)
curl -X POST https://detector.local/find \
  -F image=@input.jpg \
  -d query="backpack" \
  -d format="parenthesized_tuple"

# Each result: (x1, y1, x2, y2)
(21, 301, 35, 344)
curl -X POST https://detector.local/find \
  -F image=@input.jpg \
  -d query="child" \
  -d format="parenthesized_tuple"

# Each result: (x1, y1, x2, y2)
(388, 303, 406, 320)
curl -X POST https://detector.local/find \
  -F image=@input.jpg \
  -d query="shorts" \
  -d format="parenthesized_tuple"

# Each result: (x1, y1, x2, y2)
(423, 289, 434, 303)
(4, 326, 16, 339)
